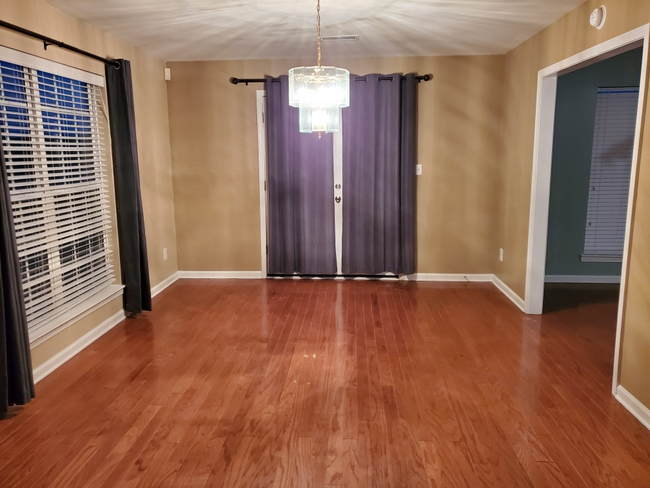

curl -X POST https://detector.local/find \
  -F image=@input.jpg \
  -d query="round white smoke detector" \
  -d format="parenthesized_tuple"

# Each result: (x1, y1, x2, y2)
(590, 6, 606, 29)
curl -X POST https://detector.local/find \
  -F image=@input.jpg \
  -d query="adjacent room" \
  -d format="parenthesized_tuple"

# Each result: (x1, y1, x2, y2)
(1, 0, 650, 486)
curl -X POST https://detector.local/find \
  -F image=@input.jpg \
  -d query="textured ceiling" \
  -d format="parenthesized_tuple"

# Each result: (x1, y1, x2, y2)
(47, 0, 585, 61)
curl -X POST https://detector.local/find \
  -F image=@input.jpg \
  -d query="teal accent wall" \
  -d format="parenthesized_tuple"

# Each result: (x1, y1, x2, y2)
(545, 48, 643, 278)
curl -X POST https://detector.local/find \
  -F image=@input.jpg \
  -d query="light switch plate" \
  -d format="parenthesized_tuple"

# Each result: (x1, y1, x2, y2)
(416, 164, 423, 176)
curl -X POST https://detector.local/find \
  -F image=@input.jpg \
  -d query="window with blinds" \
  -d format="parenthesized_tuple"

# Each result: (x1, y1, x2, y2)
(582, 87, 638, 263)
(0, 58, 114, 342)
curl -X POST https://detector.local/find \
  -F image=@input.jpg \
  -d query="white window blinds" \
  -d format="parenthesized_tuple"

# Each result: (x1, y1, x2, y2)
(0, 58, 114, 343)
(582, 87, 638, 263)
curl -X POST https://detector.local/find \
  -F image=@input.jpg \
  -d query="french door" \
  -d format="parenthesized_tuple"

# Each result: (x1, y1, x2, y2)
(257, 89, 343, 277)
(258, 73, 417, 278)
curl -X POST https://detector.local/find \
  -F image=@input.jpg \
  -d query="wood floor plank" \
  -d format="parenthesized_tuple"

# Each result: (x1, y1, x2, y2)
(2, 280, 650, 487)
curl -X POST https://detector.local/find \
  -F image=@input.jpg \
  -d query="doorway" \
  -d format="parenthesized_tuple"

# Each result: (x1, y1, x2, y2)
(544, 47, 642, 314)
(256, 89, 339, 278)
(525, 25, 649, 395)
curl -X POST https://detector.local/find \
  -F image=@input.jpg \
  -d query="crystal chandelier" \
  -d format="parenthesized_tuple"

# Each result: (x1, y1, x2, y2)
(288, 0, 349, 134)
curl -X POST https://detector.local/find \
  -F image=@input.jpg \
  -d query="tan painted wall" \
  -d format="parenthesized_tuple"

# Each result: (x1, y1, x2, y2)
(496, 0, 650, 408)
(1, 0, 178, 367)
(167, 55, 505, 273)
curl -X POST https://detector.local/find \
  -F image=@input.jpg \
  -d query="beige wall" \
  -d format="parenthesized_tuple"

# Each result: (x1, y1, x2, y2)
(496, 0, 650, 408)
(1, 0, 178, 367)
(167, 55, 505, 273)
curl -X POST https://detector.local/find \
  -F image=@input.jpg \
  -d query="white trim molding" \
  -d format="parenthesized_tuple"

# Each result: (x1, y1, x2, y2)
(407, 273, 493, 282)
(408, 273, 525, 312)
(616, 385, 650, 431)
(178, 271, 264, 279)
(174, 272, 527, 311)
(151, 272, 180, 298)
(524, 71, 558, 315)
(32, 309, 126, 384)
(256, 90, 269, 278)
(492, 275, 526, 312)
(545, 275, 621, 284)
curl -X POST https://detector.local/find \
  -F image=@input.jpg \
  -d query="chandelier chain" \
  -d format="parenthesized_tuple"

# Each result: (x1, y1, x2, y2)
(317, 0, 321, 67)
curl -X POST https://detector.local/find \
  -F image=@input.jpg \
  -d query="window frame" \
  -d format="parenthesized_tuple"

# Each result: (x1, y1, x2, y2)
(0, 46, 122, 346)
(581, 86, 639, 264)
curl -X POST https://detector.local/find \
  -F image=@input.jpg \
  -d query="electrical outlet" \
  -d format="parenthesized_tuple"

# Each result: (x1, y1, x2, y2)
(163, 248, 168, 261)
(415, 164, 423, 176)
(499, 248, 504, 262)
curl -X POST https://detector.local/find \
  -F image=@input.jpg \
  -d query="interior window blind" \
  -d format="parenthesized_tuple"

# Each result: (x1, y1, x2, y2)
(582, 87, 638, 263)
(0, 59, 114, 342)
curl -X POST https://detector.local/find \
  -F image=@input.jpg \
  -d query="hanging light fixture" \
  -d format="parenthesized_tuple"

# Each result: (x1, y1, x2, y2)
(288, 0, 349, 134)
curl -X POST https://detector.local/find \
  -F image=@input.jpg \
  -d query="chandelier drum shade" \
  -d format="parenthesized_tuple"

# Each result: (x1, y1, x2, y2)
(288, 0, 349, 134)
(288, 66, 349, 132)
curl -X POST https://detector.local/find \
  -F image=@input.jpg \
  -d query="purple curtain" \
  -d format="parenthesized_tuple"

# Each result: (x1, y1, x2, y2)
(342, 74, 417, 275)
(265, 76, 337, 275)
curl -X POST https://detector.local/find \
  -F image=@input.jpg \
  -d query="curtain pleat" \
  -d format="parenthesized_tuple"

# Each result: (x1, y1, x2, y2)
(0, 142, 34, 415)
(400, 74, 417, 274)
(105, 60, 151, 314)
(342, 73, 418, 275)
(266, 76, 337, 275)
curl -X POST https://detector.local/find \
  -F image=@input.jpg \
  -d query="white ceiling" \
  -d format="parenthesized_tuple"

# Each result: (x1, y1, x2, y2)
(47, 0, 585, 61)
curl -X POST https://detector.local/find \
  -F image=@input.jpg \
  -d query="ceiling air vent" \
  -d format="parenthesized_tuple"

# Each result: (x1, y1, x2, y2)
(320, 35, 360, 42)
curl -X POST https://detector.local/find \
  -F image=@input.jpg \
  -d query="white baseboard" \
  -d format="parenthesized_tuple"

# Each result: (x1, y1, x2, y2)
(174, 271, 526, 313)
(545, 274, 621, 284)
(406, 273, 525, 311)
(178, 271, 263, 279)
(407, 273, 493, 282)
(394, 273, 527, 311)
(151, 271, 180, 298)
(33, 309, 126, 384)
(491, 274, 526, 312)
(616, 385, 650, 431)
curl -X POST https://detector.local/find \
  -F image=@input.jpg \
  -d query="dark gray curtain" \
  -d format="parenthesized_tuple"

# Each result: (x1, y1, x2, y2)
(105, 60, 151, 314)
(342, 73, 417, 275)
(266, 76, 337, 275)
(0, 143, 34, 415)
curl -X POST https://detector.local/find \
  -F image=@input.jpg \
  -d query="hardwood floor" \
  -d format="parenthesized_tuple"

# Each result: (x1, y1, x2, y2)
(1, 279, 650, 487)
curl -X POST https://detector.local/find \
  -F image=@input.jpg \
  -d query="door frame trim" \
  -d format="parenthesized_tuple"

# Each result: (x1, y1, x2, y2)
(333, 115, 343, 275)
(256, 90, 268, 278)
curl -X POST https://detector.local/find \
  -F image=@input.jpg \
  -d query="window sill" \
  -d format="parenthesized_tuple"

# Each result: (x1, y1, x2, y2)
(580, 254, 623, 263)
(30, 284, 125, 348)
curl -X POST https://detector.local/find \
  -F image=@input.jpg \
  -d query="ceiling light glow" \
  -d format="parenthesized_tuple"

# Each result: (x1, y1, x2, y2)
(288, 0, 349, 135)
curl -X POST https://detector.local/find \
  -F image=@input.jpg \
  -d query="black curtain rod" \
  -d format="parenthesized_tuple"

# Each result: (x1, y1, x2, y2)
(0, 19, 121, 69)
(230, 77, 267, 86)
(230, 74, 432, 86)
